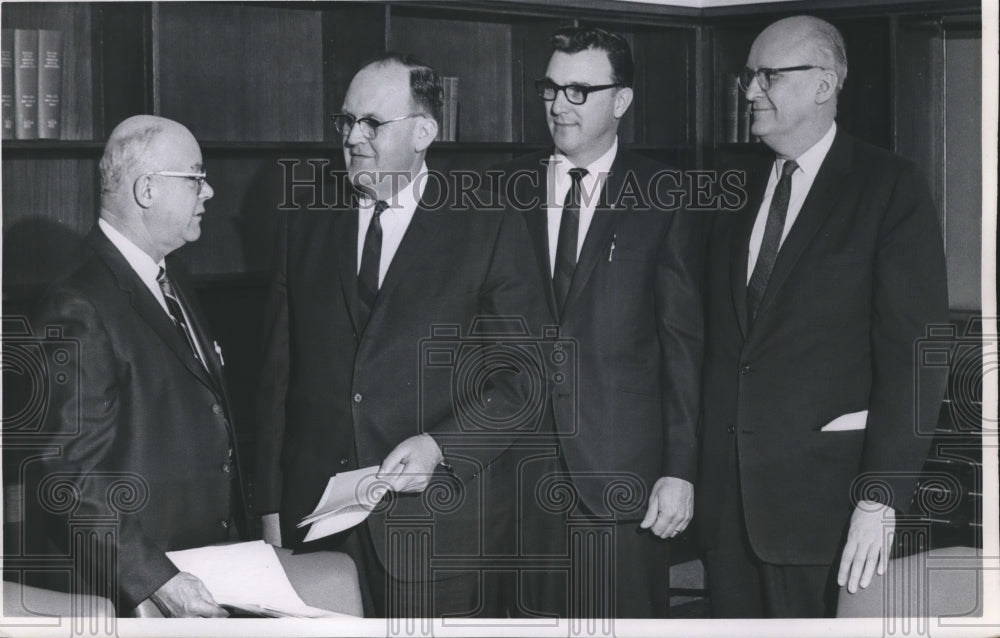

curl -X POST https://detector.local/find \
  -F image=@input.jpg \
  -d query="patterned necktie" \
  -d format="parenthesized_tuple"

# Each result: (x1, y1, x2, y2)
(358, 200, 387, 330)
(747, 159, 798, 325)
(553, 167, 588, 316)
(156, 267, 201, 362)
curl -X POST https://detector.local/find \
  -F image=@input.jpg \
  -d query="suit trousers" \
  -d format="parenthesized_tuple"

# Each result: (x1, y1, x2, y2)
(704, 435, 838, 618)
(511, 451, 670, 618)
(340, 516, 504, 618)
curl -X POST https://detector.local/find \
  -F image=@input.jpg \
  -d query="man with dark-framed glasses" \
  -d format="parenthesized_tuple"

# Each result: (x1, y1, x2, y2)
(697, 15, 948, 617)
(23, 115, 247, 617)
(255, 53, 542, 617)
(489, 25, 704, 618)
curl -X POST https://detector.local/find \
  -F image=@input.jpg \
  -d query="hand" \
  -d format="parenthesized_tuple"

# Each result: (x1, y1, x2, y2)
(838, 500, 896, 594)
(639, 476, 693, 538)
(377, 434, 444, 493)
(261, 512, 282, 547)
(149, 571, 228, 618)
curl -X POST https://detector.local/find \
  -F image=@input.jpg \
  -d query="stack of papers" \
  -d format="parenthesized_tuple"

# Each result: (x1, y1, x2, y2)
(298, 465, 387, 542)
(166, 541, 346, 618)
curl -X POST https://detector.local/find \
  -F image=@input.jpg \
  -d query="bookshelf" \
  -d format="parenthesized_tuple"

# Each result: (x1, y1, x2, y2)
(1, 1, 984, 529)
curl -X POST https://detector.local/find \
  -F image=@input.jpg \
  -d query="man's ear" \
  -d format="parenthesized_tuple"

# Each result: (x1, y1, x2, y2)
(815, 70, 839, 105)
(613, 87, 634, 119)
(413, 117, 439, 152)
(132, 174, 154, 209)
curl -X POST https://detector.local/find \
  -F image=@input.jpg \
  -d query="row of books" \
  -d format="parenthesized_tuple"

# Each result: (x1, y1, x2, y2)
(436, 76, 459, 142)
(2, 29, 64, 140)
(722, 72, 759, 144)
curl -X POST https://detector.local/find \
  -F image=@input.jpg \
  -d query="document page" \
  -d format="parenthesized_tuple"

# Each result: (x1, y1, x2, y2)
(298, 465, 387, 541)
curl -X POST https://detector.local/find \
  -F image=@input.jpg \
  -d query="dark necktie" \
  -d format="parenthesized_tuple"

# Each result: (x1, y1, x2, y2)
(358, 200, 387, 330)
(157, 267, 201, 362)
(747, 159, 798, 325)
(553, 167, 587, 316)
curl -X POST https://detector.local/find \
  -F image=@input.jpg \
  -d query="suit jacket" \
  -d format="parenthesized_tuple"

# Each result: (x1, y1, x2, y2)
(697, 130, 949, 565)
(24, 228, 246, 611)
(255, 177, 542, 580)
(491, 149, 704, 519)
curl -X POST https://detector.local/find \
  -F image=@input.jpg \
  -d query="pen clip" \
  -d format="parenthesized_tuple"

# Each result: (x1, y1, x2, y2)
(213, 340, 225, 366)
(608, 234, 616, 262)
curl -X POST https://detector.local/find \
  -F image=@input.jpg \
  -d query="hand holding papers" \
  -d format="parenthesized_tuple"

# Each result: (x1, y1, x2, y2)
(298, 465, 389, 542)
(166, 541, 346, 617)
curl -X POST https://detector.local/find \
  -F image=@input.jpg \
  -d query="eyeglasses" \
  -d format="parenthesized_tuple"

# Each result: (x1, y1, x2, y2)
(332, 113, 424, 140)
(145, 170, 208, 195)
(535, 79, 620, 105)
(738, 65, 826, 92)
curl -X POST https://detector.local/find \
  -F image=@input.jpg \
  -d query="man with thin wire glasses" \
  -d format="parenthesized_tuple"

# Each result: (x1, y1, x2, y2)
(256, 52, 541, 618)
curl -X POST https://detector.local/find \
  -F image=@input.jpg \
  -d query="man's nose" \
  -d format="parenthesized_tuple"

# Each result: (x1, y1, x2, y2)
(745, 74, 765, 101)
(345, 121, 367, 146)
(200, 180, 214, 200)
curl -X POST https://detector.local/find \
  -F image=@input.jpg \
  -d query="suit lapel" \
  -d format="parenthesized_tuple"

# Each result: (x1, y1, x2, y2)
(333, 210, 363, 340)
(753, 132, 852, 324)
(563, 198, 620, 316)
(87, 231, 218, 396)
(518, 158, 558, 320)
(729, 156, 772, 339)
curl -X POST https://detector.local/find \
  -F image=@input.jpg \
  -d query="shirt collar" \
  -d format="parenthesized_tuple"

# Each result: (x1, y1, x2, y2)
(549, 137, 619, 186)
(98, 217, 164, 281)
(781, 122, 836, 179)
(359, 162, 429, 216)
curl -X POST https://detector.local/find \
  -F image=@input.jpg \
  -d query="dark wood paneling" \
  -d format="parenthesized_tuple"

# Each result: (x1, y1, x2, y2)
(155, 3, 324, 141)
(390, 11, 513, 142)
(97, 2, 150, 135)
(323, 4, 387, 141)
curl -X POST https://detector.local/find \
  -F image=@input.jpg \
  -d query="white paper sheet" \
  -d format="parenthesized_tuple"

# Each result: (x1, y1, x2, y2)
(166, 541, 343, 617)
(298, 465, 387, 540)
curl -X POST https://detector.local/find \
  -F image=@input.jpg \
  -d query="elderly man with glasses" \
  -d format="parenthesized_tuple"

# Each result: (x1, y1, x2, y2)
(696, 15, 948, 617)
(488, 26, 705, 619)
(255, 52, 543, 617)
(23, 115, 247, 617)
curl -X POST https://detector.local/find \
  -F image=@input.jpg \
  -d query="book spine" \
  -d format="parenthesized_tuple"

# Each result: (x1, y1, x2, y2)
(13, 29, 38, 140)
(449, 77, 458, 142)
(2, 29, 13, 139)
(724, 72, 739, 144)
(37, 29, 62, 140)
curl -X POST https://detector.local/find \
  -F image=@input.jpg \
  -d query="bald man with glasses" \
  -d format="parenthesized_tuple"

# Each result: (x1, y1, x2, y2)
(24, 115, 247, 617)
(697, 16, 948, 617)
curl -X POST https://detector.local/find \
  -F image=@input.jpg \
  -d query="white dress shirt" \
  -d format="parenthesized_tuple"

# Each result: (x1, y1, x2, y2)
(546, 139, 618, 275)
(747, 123, 837, 282)
(356, 162, 427, 287)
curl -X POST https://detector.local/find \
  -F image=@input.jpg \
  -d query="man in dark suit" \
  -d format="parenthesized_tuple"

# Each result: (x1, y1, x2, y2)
(24, 115, 245, 616)
(255, 53, 540, 617)
(697, 16, 949, 617)
(490, 27, 703, 618)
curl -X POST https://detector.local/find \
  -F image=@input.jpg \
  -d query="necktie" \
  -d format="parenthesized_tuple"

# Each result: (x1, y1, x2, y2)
(747, 159, 798, 325)
(358, 200, 387, 330)
(157, 267, 201, 362)
(553, 167, 587, 316)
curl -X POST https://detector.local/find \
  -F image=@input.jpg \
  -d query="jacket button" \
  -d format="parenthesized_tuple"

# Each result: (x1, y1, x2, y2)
(222, 462, 231, 473)
(727, 424, 735, 434)
(340, 458, 350, 466)
(211, 403, 223, 415)
(739, 364, 752, 375)
(353, 393, 362, 403)
(219, 519, 230, 529)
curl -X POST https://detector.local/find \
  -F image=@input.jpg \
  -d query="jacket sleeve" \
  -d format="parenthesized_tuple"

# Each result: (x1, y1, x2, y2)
(33, 290, 179, 611)
(859, 161, 949, 510)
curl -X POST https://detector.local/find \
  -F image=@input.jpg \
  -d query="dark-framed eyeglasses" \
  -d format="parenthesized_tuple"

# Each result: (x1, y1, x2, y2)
(332, 112, 425, 140)
(738, 65, 826, 92)
(144, 170, 208, 195)
(535, 79, 620, 105)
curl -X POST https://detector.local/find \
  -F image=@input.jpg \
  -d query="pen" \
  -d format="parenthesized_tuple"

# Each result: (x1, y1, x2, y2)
(608, 234, 616, 262)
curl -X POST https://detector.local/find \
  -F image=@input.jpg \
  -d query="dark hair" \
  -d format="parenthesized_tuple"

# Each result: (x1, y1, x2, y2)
(551, 26, 633, 88)
(364, 52, 444, 124)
